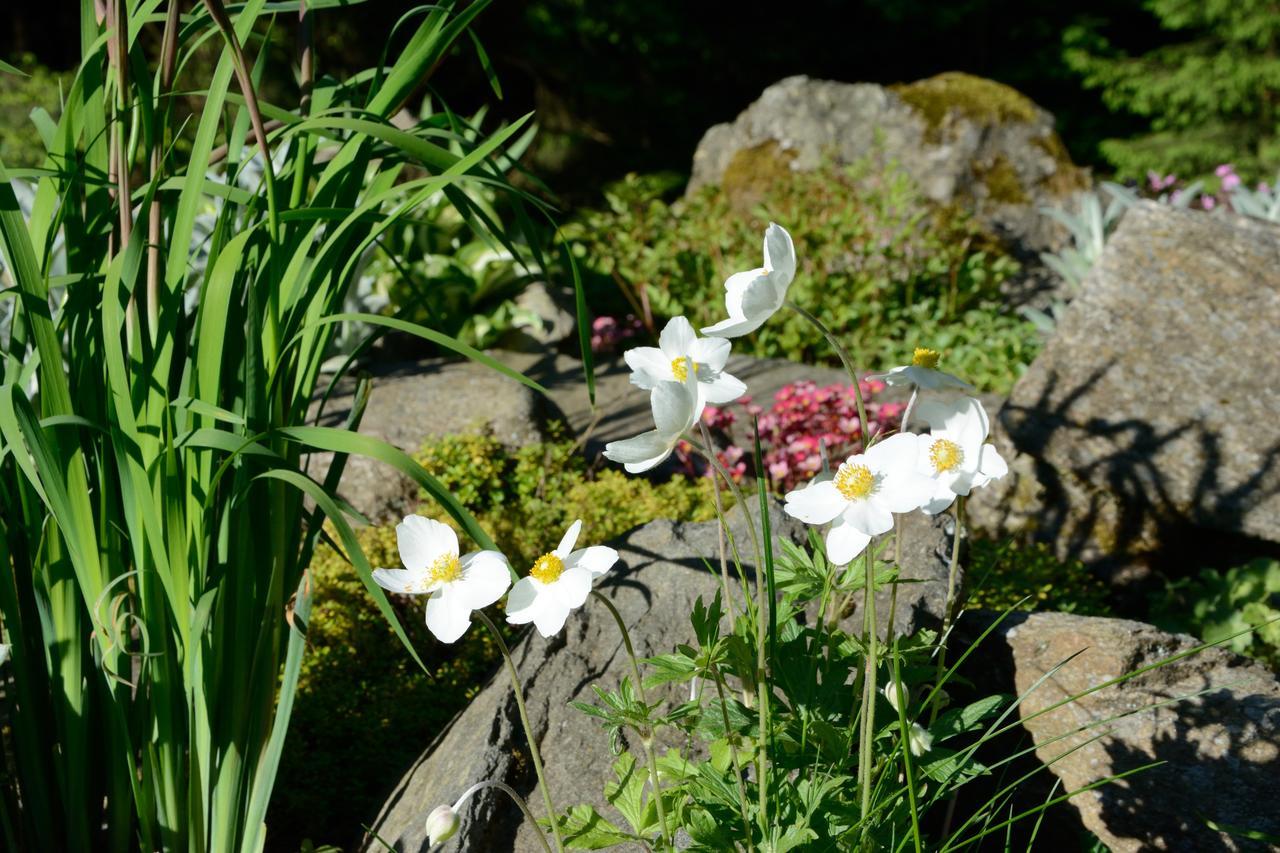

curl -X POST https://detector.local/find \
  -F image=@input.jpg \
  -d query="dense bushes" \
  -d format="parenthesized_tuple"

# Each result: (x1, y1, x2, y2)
(568, 163, 1041, 392)
(1149, 559, 1280, 669)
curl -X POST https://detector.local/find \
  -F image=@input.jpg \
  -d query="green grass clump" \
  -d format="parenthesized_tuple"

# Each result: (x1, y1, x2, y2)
(569, 160, 1041, 393)
(1148, 559, 1280, 670)
(416, 427, 718, 568)
(0, 56, 69, 168)
(966, 539, 1112, 616)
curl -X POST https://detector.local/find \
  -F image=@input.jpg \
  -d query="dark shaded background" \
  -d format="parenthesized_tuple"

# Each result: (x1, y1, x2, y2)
(2, 0, 1165, 200)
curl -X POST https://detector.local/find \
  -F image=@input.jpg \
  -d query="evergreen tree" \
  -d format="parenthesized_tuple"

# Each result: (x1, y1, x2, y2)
(1065, 0, 1280, 180)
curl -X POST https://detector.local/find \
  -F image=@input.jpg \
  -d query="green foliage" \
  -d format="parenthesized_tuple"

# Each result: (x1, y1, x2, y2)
(1065, 0, 1280, 180)
(568, 163, 1040, 392)
(414, 427, 718, 568)
(1149, 559, 1280, 668)
(0, 56, 67, 168)
(966, 539, 1113, 616)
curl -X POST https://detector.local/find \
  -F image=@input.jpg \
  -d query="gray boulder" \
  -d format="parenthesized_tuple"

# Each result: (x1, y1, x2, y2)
(981, 612, 1280, 851)
(365, 503, 804, 852)
(306, 358, 548, 523)
(973, 202, 1280, 573)
(687, 73, 1089, 254)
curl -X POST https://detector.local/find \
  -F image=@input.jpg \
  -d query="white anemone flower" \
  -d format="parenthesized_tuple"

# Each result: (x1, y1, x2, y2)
(873, 347, 974, 393)
(701, 222, 796, 338)
(603, 372, 699, 473)
(425, 804, 460, 845)
(783, 433, 934, 565)
(913, 395, 1009, 514)
(624, 316, 746, 410)
(506, 520, 619, 637)
(372, 516, 512, 644)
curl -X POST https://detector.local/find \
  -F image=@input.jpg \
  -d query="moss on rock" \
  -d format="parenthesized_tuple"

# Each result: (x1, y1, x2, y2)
(893, 72, 1041, 138)
(720, 140, 798, 211)
(975, 154, 1030, 204)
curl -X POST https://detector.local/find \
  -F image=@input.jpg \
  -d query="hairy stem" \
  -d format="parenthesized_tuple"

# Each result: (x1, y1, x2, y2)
(930, 497, 965, 724)
(449, 780, 554, 853)
(476, 611, 564, 853)
(858, 545, 878, 822)
(590, 590, 672, 849)
(698, 422, 737, 618)
(713, 668, 757, 853)
(785, 300, 871, 451)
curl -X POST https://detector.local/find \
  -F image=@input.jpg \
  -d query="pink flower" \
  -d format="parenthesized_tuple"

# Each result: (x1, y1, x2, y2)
(1202, 196, 1217, 211)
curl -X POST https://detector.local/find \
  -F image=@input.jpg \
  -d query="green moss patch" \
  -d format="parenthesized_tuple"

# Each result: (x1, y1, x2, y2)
(893, 72, 1041, 138)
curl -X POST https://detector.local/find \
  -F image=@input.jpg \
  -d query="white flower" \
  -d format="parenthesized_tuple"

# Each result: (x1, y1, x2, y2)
(783, 433, 934, 565)
(506, 520, 619, 637)
(873, 347, 974, 393)
(603, 374, 699, 473)
(425, 804, 460, 845)
(883, 680, 909, 712)
(908, 722, 934, 757)
(701, 222, 796, 338)
(372, 516, 511, 644)
(0, 644, 9, 666)
(624, 316, 746, 411)
(913, 395, 1009, 515)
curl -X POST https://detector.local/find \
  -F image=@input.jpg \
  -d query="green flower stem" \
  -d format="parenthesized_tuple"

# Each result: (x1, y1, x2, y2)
(589, 590, 673, 850)
(712, 667, 758, 853)
(785, 299, 871, 450)
(890, 654, 923, 853)
(477, 611, 565, 853)
(449, 780, 555, 853)
(858, 545, 878, 823)
(699, 423, 738, 618)
(929, 497, 965, 725)
(690, 424, 770, 833)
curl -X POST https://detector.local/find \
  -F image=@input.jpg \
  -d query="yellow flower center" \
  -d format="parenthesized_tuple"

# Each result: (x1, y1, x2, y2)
(930, 439, 964, 474)
(671, 357, 696, 382)
(912, 347, 941, 369)
(834, 462, 876, 500)
(427, 553, 462, 586)
(530, 552, 565, 584)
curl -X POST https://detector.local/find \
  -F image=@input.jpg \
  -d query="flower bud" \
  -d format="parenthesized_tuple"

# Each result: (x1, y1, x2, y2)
(425, 804, 460, 845)
(882, 681, 909, 712)
(908, 722, 933, 758)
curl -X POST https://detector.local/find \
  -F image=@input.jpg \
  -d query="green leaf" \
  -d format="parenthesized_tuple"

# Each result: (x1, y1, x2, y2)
(931, 694, 1010, 743)
(555, 805, 635, 850)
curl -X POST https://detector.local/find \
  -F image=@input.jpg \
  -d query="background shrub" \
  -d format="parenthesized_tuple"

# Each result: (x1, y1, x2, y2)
(568, 162, 1041, 392)
(1148, 559, 1280, 669)
(966, 539, 1113, 616)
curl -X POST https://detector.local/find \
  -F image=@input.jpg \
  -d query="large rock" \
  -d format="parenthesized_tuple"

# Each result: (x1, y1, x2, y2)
(981, 612, 1280, 851)
(687, 73, 1089, 253)
(306, 358, 548, 523)
(365, 503, 804, 852)
(976, 202, 1280, 574)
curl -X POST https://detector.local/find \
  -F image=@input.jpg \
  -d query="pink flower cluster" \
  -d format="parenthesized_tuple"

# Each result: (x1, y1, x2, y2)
(674, 378, 903, 491)
(590, 315, 643, 354)
(1147, 163, 1261, 212)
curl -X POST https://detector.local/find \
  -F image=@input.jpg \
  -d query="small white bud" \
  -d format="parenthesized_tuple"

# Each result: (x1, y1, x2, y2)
(908, 723, 933, 758)
(882, 681, 908, 712)
(425, 804, 460, 845)
(0, 644, 10, 666)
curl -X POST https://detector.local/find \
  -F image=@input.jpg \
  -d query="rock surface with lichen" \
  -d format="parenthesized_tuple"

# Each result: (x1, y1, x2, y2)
(969, 202, 1280, 578)
(971, 611, 1280, 852)
(687, 72, 1089, 254)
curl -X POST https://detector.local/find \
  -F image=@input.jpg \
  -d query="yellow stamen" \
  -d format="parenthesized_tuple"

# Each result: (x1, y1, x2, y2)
(930, 439, 964, 474)
(530, 552, 565, 584)
(671, 357, 696, 382)
(427, 553, 462, 586)
(834, 462, 876, 500)
(912, 347, 941, 369)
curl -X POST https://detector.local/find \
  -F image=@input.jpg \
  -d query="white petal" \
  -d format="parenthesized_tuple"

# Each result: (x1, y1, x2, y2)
(425, 586, 472, 644)
(877, 472, 934, 514)
(784, 480, 846, 525)
(504, 577, 540, 622)
(842, 499, 894, 537)
(566, 545, 618, 577)
(551, 566, 593, 610)
(916, 396, 989, 445)
(689, 335, 730, 372)
(920, 483, 957, 516)
(914, 369, 974, 392)
(701, 314, 765, 338)
(624, 347, 671, 389)
(826, 521, 872, 565)
(650, 379, 698, 435)
(396, 515, 456, 571)
(867, 432, 919, 474)
(459, 551, 511, 609)
(702, 371, 747, 405)
(763, 222, 796, 281)
(658, 316, 696, 359)
(555, 520, 583, 558)
(531, 598, 573, 638)
(979, 443, 1009, 482)
(604, 430, 673, 473)
(372, 567, 423, 595)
